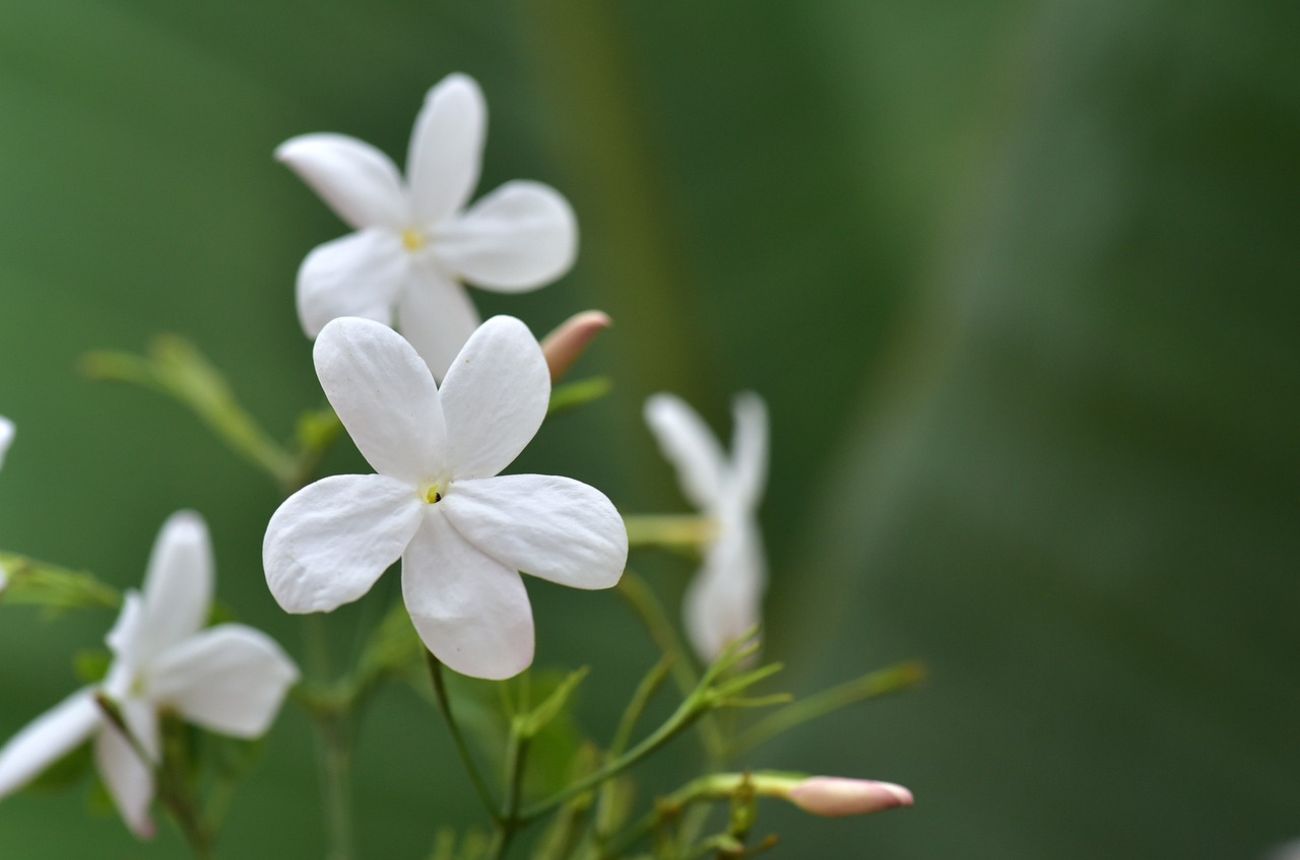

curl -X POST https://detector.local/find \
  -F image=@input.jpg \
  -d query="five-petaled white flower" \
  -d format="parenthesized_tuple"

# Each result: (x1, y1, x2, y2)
(644, 393, 768, 662)
(263, 315, 628, 680)
(276, 73, 578, 379)
(0, 511, 299, 837)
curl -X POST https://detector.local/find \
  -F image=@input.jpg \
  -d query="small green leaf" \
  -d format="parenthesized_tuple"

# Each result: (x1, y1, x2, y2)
(547, 376, 612, 416)
(521, 666, 590, 737)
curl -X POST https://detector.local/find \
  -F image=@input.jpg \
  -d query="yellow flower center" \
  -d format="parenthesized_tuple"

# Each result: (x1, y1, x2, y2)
(402, 229, 426, 252)
(423, 484, 443, 504)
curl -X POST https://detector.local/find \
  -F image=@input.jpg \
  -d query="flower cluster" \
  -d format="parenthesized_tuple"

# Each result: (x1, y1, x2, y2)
(0, 70, 915, 857)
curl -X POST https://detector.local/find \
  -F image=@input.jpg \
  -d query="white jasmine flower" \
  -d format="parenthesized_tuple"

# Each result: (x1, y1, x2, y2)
(644, 393, 768, 662)
(0, 512, 299, 838)
(263, 315, 627, 680)
(276, 73, 578, 379)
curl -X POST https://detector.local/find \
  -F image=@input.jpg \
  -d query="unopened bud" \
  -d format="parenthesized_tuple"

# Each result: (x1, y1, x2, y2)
(541, 311, 611, 382)
(786, 777, 913, 818)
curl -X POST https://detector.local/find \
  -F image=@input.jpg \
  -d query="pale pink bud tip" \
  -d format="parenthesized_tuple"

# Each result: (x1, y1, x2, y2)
(541, 310, 612, 382)
(787, 777, 914, 818)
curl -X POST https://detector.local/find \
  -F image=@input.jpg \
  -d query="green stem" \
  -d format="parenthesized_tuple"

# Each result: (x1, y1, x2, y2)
(604, 772, 803, 858)
(301, 616, 356, 860)
(424, 650, 500, 820)
(0, 553, 120, 610)
(316, 715, 355, 860)
(616, 573, 727, 760)
(595, 655, 673, 841)
(519, 691, 704, 824)
(728, 661, 926, 757)
(487, 721, 530, 860)
(622, 515, 717, 551)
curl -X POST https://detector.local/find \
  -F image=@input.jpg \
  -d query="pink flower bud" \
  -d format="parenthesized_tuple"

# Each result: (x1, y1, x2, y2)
(541, 310, 611, 381)
(787, 777, 914, 818)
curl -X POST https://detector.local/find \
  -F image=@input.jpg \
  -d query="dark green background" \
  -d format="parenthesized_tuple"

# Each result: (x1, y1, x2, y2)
(1, 1, 1297, 857)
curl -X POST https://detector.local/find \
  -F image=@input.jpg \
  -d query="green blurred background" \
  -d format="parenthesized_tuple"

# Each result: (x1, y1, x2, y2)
(2, 1, 1298, 857)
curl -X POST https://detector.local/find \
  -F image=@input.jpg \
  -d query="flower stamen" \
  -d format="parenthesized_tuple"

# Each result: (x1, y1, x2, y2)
(424, 484, 443, 504)
(401, 229, 426, 252)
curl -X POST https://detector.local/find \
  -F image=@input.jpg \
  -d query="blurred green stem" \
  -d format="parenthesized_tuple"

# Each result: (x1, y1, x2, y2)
(0, 552, 120, 610)
(623, 515, 716, 551)
(728, 660, 926, 757)
(425, 650, 501, 821)
(487, 720, 530, 859)
(81, 336, 341, 495)
(615, 572, 727, 760)
(301, 615, 356, 860)
(602, 772, 803, 858)
(518, 633, 769, 825)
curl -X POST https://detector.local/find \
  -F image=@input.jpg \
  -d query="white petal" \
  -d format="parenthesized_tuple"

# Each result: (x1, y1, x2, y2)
(296, 230, 410, 338)
(105, 592, 145, 670)
(314, 316, 448, 483)
(644, 394, 727, 510)
(442, 475, 626, 590)
(95, 720, 155, 839)
(684, 523, 766, 662)
(150, 625, 299, 738)
(396, 262, 482, 381)
(264, 474, 424, 613)
(134, 511, 213, 663)
(0, 416, 13, 469)
(729, 392, 769, 510)
(0, 691, 100, 798)
(439, 315, 549, 480)
(276, 133, 409, 230)
(433, 181, 577, 291)
(407, 73, 486, 223)
(402, 510, 534, 680)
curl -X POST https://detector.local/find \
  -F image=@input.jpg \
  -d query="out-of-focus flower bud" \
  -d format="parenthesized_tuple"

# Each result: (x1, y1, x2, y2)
(541, 310, 611, 381)
(786, 777, 914, 818)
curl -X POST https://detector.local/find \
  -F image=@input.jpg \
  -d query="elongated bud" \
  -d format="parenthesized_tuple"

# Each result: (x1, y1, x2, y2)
(542, 311, 611, 381)
(786, 777, 913, 818)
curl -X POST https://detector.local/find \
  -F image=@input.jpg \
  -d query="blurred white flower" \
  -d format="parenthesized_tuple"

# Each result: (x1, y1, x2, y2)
(263, 315, 627, 680)
(0, 512, 299, 838)
(276, 73, 578, 379)
(644, 393, 768, 662)
(0, 416, 13, 470)
(0, 416, 11, 593)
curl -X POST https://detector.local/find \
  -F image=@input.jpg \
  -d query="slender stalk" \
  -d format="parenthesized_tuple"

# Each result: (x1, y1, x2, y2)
(301, 616, 357, 860)
(425, 650, 500, 820)
(616, 573, 727, 760)
(622, 515, 717, 551)
(0, 552, 120, 610)
(487, 721, 531, 860)
(316, 715, 355, 860)
(604, 772, 802, 858)
(519, 692, 703, 824)
(728, 661, 926, 757)
(595, 655, 673, 841)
